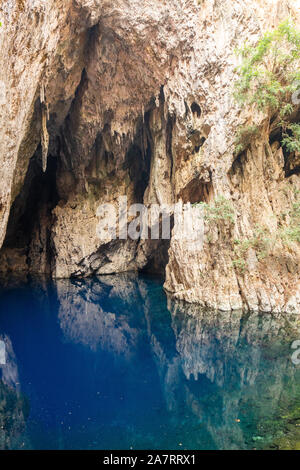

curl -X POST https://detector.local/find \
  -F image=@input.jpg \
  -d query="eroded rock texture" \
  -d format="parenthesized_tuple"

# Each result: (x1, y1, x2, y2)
(0, 0, 299, 312)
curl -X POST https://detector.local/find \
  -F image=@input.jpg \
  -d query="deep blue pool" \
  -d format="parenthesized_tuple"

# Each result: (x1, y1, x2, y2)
(0, 273, 299, 450)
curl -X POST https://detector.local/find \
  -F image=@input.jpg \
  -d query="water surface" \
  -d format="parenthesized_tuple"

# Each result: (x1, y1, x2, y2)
(0, 273, 299, 450)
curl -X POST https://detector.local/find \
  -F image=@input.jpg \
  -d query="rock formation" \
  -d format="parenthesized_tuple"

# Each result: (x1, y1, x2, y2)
(0, 0, 299, 312)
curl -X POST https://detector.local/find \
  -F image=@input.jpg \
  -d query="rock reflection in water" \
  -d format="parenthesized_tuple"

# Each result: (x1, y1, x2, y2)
(166, 298, 300, 449)
(0, 274, 299, 449)
(57, 274, 144, 357)
(0, 335, 29, 449)
(55, 275, 300, 449)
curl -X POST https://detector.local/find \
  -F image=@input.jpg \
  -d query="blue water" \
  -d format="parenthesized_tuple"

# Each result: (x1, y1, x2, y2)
(0, 273, 299, 450)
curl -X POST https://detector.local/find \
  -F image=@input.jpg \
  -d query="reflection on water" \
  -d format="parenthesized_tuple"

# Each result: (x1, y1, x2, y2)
(0, 335, 29, 449)
(0, 274, 299, 450)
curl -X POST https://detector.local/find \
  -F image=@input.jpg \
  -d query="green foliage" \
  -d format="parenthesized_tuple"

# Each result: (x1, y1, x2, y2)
(233, 225, 272, 271)
(194, 196, 235, 225)
(279, 194, 300, 244)
(280, 225, 300, 243)
(232, 258, 246, 271)
(282, 123, 300, 153)
(233, 191, 300, 271)
(234, 20, 300, 112)
(234, 125, 259, 155)
(193, 191, 299, 273)
(234, 19, 300, 155)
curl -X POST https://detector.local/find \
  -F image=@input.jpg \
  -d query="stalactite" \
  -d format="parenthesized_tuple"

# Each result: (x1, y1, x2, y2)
(40, 82, 49, 173)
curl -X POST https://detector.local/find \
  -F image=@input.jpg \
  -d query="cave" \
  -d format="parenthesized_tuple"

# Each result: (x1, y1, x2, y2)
(0, 95, 174, 279)
(2, 0, 300, 454)
(179, 177, 213, 204)
(191, 101, 202, 118)
(269, 127, 300, 177)
(0, 148, 58, 276)
(123, 111, 153, 203)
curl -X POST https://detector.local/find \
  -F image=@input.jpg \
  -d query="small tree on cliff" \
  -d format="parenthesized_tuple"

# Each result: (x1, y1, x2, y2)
(232, 20, 300, 258)
(234, 19, 300, 154)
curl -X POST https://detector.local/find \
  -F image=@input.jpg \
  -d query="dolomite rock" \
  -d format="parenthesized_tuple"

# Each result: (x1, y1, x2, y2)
(0, 0, 299, 312)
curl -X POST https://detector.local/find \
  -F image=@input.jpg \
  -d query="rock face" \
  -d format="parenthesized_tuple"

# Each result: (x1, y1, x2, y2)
(0, 0, 299, 312)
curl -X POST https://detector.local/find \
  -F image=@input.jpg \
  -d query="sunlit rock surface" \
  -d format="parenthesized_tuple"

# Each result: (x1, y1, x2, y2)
(0, 1, 299, 312)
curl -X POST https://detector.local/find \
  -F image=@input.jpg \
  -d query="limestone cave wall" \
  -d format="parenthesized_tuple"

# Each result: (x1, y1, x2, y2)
(0, 0, 299, 313)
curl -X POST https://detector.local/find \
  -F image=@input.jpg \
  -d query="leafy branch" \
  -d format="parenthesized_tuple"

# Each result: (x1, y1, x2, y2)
(234, 19, 300, 155)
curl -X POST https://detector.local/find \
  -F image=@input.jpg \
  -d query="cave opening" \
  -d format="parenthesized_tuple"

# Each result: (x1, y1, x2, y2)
(191, 102, 202, 118)
(124, 142, 152, 202)
(269, 126, 300, 177)
(123, 109, 154, 203)
(179, 177, 213, 204)
(0, 90, 176, 280)
(123, 110, 172, 278)
(138, 224, 173, 278)
(0, 149, 59, 275)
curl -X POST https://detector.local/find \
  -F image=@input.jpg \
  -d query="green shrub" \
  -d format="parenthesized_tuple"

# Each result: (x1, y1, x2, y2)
(234, 19, 300, 154)
(282, 123, 300, 153)
(234, 125, 259, 155)
(233, 192, 300, 271)
(279, 195, 300, 244)
(194, 196, 235, 224)
(233, 225, 273, 271)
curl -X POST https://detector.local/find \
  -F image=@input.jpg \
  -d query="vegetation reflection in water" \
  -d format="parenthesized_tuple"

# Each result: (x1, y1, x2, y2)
(0, 273, 299, 450)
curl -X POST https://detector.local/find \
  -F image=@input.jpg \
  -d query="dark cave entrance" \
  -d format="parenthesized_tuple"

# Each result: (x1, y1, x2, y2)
(124, 141, 152, 203)
(269, 126, 300, 178)
(0, 149, 58, 275)
(124, 110, 172, 278)
(0, 87, 176, 280)
(179, 178, 213, 204)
